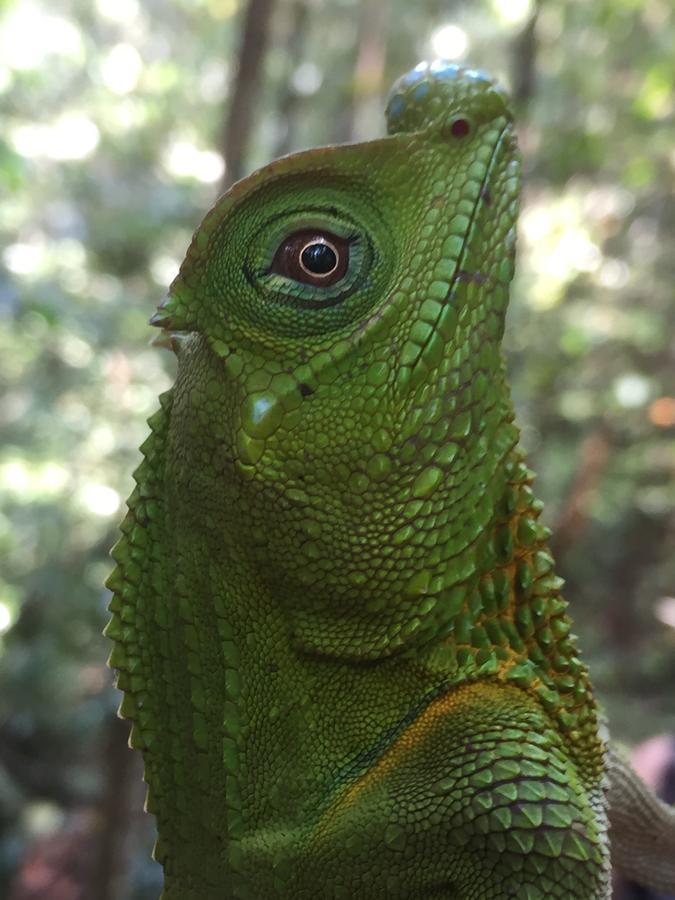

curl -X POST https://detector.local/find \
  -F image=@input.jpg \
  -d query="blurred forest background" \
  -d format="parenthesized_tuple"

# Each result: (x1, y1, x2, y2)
(0, 0, 673, 896)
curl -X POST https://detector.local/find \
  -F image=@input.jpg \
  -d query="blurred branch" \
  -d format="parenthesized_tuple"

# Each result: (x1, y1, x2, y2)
(0, 727, 93, 809)
(272, 0, 311, 158)
(92, 715, 138, 900)
(349, 0, 388, 142)
(510, 0, 541, 110)
(550, 427, 612, 560)
(220, 0, 278, 190)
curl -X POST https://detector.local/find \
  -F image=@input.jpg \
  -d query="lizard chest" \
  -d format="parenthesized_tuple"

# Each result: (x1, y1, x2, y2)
(201, 682, 607, 899)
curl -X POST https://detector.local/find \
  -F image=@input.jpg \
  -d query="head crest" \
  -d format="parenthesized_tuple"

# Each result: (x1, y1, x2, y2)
(385, 60, 511, 136)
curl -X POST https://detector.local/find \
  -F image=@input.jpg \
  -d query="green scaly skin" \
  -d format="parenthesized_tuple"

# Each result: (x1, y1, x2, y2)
(106, 62, 613, 898)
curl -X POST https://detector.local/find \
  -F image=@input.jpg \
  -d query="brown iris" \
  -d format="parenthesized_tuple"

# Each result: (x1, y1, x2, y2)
(270, 230, 349, 286)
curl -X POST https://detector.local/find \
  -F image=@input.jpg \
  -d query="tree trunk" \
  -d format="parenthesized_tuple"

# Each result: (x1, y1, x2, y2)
(220, 0, 277, 191)
(510, 0, 541, 110)
(91, 715, 139, 900)
(272, 0, 311, 159)
(349, 0, 388, 143)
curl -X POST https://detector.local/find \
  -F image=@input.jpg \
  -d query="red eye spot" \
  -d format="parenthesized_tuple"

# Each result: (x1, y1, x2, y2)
(450, 118, 471, 138)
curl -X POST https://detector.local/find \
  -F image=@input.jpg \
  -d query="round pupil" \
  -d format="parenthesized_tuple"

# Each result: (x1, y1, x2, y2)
(300, 242, 337, 275)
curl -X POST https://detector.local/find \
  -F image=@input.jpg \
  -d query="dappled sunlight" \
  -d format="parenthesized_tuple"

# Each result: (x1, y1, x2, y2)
(491, 0, 534, 26)
(77, 484, 121, 518)
(162, 139, 225, 182)
(0, 602, 14, 636)
(430, 25, 469, 60)
(655, 598, 675, 630)
(95, 0, 140, 25)
(150, 253, 182, 287)
(0, 4, 83, 70)
(291, 62, 323, 97)
(99, 43, 143, 95)
(519, 192, 603, 308)
(0, 460, 69, 499)
(3, 242, 46, 277)
(613, 373, 652, 409)
(11, 116, 100, 161)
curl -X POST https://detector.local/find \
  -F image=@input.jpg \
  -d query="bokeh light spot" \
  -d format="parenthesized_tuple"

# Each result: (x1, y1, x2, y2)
(431, 25, 468, 61)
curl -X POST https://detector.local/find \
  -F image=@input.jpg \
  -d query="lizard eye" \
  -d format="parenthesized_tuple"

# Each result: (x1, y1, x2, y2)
(270, 230, 350, 286)
(245, 203, 389, 336)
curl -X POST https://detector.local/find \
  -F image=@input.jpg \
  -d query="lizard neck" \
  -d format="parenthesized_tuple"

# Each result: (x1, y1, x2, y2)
(155, 389, 604, 889)
(167, 334, 602, 765)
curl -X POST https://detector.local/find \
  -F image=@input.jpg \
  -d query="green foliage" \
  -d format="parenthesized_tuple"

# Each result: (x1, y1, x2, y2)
(0, 0, 672, 894)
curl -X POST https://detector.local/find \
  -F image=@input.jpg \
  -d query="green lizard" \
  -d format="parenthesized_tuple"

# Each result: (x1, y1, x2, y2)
(106, 61, 675, 898)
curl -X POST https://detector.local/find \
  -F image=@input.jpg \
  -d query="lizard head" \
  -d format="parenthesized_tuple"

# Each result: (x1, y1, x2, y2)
(155, 62, 522, 661)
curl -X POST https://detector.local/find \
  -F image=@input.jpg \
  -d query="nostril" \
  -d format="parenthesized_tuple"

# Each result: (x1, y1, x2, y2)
(450, 117, 471, 138)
